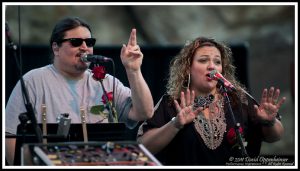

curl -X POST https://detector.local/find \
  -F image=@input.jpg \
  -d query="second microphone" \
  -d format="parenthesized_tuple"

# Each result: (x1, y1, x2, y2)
(81, 54, 112, 63)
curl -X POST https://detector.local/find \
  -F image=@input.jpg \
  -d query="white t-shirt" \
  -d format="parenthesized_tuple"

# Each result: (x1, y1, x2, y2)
(5, 64, 137, 134)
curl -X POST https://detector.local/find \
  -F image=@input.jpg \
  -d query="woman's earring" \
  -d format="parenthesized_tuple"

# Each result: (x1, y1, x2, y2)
(183, 73, 191, 89)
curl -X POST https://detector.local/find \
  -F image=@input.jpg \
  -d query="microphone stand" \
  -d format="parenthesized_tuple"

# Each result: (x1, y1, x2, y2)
(99, 80, 118, 123)
(110, 59, 117, 122)
(6, 26, 43, 143)
(6, 8, 43, 165)
(218, 81, 248, 157)
(91, 57, 117, 123)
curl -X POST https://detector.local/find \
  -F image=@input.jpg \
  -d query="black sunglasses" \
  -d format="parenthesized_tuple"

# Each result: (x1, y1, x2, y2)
(59, 38, 96, 47)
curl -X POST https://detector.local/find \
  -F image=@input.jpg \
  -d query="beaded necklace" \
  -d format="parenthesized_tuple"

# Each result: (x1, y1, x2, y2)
(193, 94, 226, 150)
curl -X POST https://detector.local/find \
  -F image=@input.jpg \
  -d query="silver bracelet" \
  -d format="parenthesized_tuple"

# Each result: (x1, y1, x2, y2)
(171, 117, 183, 129)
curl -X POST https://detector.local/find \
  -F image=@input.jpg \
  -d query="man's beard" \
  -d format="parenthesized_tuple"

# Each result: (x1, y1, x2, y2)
(74, 62, 89, 72)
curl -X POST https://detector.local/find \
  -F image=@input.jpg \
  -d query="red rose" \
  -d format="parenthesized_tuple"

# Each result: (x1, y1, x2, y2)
(92, 66, 106, 80)
(227, 128, 236, 145)
(102, 91, 113, 104)
(227, 127, 243, 145)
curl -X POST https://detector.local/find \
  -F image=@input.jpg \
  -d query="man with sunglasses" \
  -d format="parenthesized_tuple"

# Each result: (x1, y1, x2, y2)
(5, 16, 154, 165)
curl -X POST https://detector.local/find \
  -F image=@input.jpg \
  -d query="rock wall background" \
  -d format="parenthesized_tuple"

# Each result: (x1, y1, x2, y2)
(4, 4, 296, 156)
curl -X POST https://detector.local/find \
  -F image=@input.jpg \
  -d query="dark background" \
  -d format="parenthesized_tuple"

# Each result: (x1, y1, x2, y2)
(6, 44, 249, 165)
(5, 44, 249, 105)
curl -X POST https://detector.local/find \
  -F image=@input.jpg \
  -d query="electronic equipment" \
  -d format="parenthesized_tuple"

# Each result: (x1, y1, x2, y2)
(22, 141, 162, 166)
(12, 123, 138, 165)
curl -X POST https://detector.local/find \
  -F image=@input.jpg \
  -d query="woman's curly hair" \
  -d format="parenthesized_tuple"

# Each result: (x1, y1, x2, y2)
(166, 37, 247, 103)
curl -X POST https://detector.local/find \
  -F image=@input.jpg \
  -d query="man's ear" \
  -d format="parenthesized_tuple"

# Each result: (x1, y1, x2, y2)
(52, 42, 59, 51)
(52, 42, 59, 56)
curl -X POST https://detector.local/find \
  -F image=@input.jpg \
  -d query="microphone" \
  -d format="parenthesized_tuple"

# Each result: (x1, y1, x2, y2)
(5, 22, 17, 50)
(209, 70, 236, 91)
(81, 54, 112, 63)
(5, 22, 13, 44)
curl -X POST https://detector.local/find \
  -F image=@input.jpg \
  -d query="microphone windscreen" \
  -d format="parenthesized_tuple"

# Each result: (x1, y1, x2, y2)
(80, 53, 88, 62)
(209, 70, 217, 79)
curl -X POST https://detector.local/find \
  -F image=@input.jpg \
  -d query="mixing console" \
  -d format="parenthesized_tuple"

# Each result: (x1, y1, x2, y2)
(22, 141, 161, 166)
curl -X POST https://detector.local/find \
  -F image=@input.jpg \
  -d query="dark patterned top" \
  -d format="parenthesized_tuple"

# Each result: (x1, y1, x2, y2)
(138, 93, 264, 166)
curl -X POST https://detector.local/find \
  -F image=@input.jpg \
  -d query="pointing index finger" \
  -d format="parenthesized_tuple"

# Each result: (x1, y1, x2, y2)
(128, 28, 137, 46)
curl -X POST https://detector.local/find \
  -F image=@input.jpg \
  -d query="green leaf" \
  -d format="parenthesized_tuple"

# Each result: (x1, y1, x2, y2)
(90, 105, 105, 115)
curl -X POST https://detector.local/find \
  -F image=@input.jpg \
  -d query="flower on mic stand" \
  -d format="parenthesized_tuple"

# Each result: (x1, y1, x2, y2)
(92, 65, 106, 80)
(101, 91, 118, 123)
(89, 66, 118, 123)
(226, 127, 247, 151)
